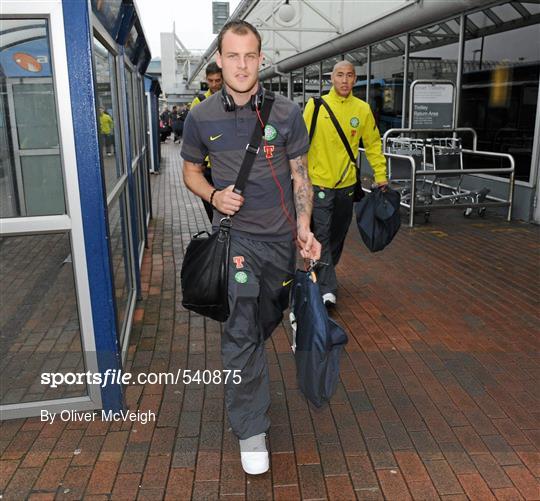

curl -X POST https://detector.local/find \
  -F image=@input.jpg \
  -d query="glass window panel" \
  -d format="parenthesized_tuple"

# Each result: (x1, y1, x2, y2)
(132, 76, 142, 154)
(21, 155, 65, 215)
(135, 165, 144, 250)
(91, 0, 122, 34)
(461, 23, 539, 181)
(141, 155, 150, 221)
(108, 191, 134, 339)
(0, 88, 18, 217)
(521, 3, 540, 16)
(318, 60, 335, 93)
(446, 19, 461, 32)
(369, 37, 406, 132)
(13, 83, 59, 149)
(140, 79, 148, 150)
(350, 48, 369, 101)
(304, 63, 319, 79)
(94, 37, 124, 195)
(140, 83, 149, 153)
(125, 69, 136, 160)
(0, 19, 67, 218)
(290, 71, 304, 108)
(303, 62, 327, 97)
(490, 3, 522, 22)
(322, 57, 340, 75)
(0, 233, 86, 404)
(408, 18, 461, 126)
(467, 11, 495, 29)
(276, 74, 288, 97)
(125, 25, 138, 63)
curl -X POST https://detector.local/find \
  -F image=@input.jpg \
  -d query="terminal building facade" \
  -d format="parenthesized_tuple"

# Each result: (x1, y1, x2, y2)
(193, 0, 540, 223)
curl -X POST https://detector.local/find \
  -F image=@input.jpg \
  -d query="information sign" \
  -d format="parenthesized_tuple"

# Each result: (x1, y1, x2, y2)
(410, 81, 455, 129)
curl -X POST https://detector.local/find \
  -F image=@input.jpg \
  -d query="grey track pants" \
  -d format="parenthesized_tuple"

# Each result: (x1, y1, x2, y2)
(311, 185, 355, 297)
(222, 235, 295, 440)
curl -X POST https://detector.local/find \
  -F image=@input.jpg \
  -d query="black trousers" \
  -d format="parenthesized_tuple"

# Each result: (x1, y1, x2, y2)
(311, 185, 355, 297)
(222, 236, 295, 439)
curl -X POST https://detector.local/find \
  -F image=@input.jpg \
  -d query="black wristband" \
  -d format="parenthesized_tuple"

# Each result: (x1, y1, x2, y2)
(209, 189, 219, 207)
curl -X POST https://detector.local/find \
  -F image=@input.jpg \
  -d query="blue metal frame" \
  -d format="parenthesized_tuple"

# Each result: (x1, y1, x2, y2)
(135, 75, 150, 244)
(62, 0, 124, 412)
(138, 160, 150, 247)
(145, 75, 161, 173)
(117, 47, 143, 300)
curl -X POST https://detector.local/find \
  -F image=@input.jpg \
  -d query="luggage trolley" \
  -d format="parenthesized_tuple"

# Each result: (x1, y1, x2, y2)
(370, 126, 516, 227)
(386, 135, 491, 222)
(384, 136, 432, 221)
(426, 137, 491, 218)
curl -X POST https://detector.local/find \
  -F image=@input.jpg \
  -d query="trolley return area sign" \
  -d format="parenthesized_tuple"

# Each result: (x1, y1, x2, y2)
(410, 81, 455, 129)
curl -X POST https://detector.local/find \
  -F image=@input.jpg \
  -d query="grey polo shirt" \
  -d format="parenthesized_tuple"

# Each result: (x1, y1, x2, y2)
(181, 91, 309, 241)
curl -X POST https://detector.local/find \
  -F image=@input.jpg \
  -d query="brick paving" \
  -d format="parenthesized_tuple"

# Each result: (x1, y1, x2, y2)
(1, 141, 539, 500)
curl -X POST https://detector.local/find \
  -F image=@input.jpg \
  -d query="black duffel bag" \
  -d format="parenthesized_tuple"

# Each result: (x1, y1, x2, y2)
(181, 217, 231, 322)
(355, 186, 401, 252)
(180, 90, 275, 322)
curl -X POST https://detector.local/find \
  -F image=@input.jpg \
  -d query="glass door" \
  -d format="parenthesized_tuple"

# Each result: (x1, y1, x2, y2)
(0, 10, 101, 419)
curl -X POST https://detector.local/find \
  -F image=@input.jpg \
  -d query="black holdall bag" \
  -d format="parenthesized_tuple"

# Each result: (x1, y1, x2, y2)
(180, 90, 275, 322)
(180, 218, 232, 322)
(354, 186, 401, 252)
(309, 97, 364, 202)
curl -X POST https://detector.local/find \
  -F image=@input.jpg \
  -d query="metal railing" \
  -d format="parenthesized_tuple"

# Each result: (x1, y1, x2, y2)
(359, 127, 515, 227)
(382, 127, 478, 151)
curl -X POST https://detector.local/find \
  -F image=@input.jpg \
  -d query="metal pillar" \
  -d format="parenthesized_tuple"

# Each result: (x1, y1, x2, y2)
(302, 67, 306, 108)
(318, 61, 323, 95)
(454, 13, 466, 128)
(402, 33, 410, 128)
(366, 45, 372, 105)
(288, 73, 293, 100)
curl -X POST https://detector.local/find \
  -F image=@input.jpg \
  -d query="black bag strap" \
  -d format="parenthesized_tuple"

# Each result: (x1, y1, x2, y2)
(319, 99, 356, 165)
(198, 93, 206, 102)
(309, 97, 322, 143)
(233, 90, 275, 195)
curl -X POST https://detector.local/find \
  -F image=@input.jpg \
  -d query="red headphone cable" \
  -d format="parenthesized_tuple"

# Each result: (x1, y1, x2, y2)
(255, 105, 297, 240)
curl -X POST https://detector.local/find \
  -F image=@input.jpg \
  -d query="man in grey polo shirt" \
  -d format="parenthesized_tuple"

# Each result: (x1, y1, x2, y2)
(181, 20, 320, 475)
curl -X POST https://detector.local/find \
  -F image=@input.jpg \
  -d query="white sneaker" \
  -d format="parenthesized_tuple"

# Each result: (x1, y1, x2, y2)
(239, 433, 269, 475)
(289, 312, 297, 353)
(322, 292, 336, 307)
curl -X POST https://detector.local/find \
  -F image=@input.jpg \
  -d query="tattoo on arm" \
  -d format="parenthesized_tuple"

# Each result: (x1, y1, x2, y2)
(290, 155, 312, 218)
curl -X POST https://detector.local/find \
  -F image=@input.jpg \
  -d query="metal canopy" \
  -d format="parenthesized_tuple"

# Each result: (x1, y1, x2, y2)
(189, 0, 406, 84)
(277, 0, 540, 79)
(188, 0, 539, 84)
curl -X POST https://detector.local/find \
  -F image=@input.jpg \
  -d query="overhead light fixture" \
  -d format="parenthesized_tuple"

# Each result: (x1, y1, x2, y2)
(278, 0, 296, 23)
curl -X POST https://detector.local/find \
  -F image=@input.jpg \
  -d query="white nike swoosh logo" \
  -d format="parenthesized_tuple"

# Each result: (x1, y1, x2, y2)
(210, 134, 223, 141)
